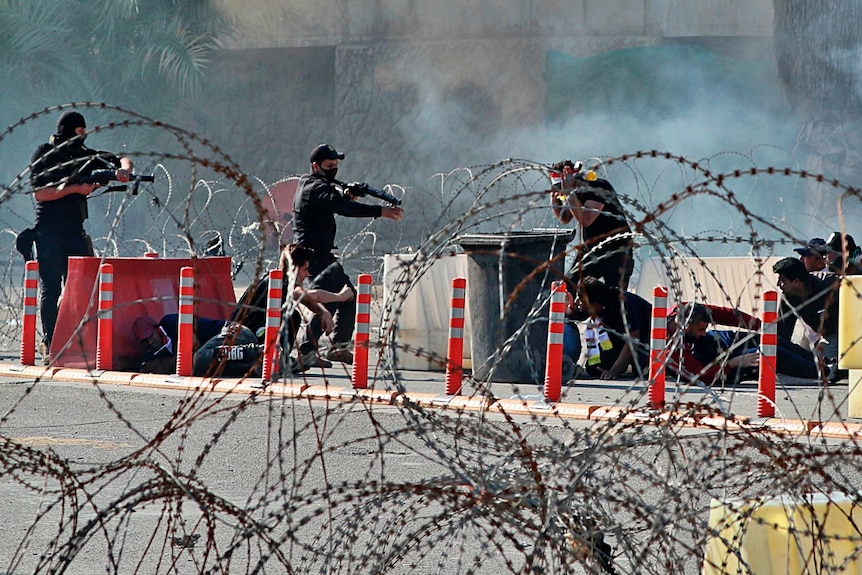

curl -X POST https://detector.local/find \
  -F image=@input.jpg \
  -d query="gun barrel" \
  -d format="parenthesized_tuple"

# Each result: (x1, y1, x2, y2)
(364, 185, 402, 206)
(339, 180, 401, 205)
(78, 171, 154, 185)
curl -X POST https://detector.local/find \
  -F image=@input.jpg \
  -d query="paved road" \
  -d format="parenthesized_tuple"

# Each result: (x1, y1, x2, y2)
(1, 364, 860, 574)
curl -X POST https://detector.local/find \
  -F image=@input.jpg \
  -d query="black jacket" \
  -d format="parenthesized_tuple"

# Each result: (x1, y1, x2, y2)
(30, 138, 120, 230)
(292, 173, 382, 255)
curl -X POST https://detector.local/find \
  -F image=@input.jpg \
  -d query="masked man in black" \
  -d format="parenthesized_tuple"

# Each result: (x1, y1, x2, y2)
(292, 144, 403, 367)
(29, 111, 133, 359)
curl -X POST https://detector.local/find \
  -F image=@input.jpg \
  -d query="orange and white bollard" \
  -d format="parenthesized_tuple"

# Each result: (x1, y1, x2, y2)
(176, 266, 194, 377)
(757, 290, 779, 417)
(96, 263, 114, 371)
(261, 269, 283, 382)
(543, 280, 567, 402)
(21, 261, 39, 366)
(444, 277, 467, 395)
(351, 274, 372, 389)
(648, 285, 669, 409)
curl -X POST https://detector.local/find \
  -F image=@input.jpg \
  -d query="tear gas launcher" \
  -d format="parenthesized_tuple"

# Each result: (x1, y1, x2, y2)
(75, 170, 155, 195)
(338, 180, 402, 206)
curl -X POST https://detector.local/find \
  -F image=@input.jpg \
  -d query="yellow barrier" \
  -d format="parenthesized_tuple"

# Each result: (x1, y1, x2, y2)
(840, 278, 862, 417)
(839, 276, 862, 370)
(703, 493, 862, 574)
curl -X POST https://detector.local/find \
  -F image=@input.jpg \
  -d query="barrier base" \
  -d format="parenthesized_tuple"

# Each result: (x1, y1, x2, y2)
(848, 369, 862, 418)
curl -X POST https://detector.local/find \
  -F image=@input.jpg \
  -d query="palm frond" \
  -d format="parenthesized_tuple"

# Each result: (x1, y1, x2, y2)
(137, 15, 215, 97)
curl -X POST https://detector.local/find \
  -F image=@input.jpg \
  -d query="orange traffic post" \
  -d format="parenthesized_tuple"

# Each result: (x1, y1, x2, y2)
(176, 266, 195, 377)
(543, 280, 567, 402)
(261, 269, 283, 382)
(757, 290, 779, 418)
(352, 274, 373, 389)
(21, 261, 39, 366)
(96, 263, 114, 371)
(648, 285, 669, 410)
(444, 277, 467, 395)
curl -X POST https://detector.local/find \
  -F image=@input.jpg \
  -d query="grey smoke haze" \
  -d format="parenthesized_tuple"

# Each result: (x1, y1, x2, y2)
(376, 39, 834, 256)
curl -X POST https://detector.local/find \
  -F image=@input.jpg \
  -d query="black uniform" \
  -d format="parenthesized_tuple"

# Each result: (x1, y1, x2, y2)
(292, 172, 382, 355)
(29, 112, 123, 348)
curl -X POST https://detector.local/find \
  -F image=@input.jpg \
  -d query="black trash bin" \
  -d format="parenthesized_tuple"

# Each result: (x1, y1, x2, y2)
(457, 230, 570, 384)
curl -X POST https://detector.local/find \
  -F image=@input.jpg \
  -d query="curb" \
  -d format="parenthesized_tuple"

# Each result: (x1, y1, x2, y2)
(2, 361, 861, 440)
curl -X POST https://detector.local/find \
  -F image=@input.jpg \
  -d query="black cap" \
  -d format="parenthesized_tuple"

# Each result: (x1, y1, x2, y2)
(56, 111, 86, 140)
(309, 144, 345, 164)
(793, 237, 827, 257)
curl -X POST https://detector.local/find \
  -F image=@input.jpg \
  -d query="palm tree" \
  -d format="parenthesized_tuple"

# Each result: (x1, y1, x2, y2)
(0, 0, 225, 119)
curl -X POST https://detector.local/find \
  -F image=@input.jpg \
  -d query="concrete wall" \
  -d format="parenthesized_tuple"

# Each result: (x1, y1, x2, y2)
(213, 0, 773, 48)
(182, 0, 779, 201)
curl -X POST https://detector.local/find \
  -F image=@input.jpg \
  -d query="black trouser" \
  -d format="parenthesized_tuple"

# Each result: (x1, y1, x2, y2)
(713, 329, 821, 379)
(298, 253, 357, 355)
(34, 225, 93, 347)
(283, 309, 302, 349)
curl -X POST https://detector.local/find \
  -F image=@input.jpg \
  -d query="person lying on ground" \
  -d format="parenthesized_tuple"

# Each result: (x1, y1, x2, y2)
(666, 300, 840, 384)
(133, 313, 226, 374)
(665, 302, 760, 386)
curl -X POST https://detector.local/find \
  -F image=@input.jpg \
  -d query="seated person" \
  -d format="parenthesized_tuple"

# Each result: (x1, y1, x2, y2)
(794, 237, 830, 273)
(824, 231, 862, 276)
(566, 276, 651, 379)
(133, 313, 226, 374)
(772, 257, 840, 364)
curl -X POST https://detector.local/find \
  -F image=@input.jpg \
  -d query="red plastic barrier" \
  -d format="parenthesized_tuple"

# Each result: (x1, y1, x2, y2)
(50, 256, 235, 370)
(261, 269, 283, 382)
(352, 274, 372, 389)
(21, 261, 39, 366)
(648, 285, 669, 409)
(445, 277, 467, 395)
(757, 290, 779, 417)
(96, 263, 114, 371)
(543, 280, 567, 402)
(262, 178, 297, 248)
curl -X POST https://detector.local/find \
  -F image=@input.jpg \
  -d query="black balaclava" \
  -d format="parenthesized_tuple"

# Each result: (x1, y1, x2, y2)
(54, 111, 87, 144)
(320, 166, 338, 181)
